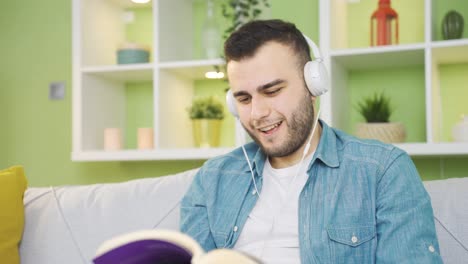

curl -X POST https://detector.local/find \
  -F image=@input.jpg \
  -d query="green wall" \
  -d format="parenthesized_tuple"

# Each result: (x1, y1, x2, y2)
(439, 63, 468, 141)
(0, 0, 203, 187)
(346, 66, 427, 142)
(434, 0, 468, 41)
(1, 0, 467, 187)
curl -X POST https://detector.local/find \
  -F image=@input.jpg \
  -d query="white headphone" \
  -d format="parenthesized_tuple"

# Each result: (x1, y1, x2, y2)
(225, 34, 329, 118)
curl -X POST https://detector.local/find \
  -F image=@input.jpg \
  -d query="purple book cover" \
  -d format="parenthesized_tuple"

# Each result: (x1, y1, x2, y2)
(93, 239, 193, 264)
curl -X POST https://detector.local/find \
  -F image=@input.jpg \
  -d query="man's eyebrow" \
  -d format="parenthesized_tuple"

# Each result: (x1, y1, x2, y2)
(257, 79, 286, 92)
(233, 79, 286, 98)
(233, 90, 250, 98)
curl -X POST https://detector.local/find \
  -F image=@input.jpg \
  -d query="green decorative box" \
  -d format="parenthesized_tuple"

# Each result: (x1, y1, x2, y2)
(117, 49, 149, 64)
(117, 43, 150, 64)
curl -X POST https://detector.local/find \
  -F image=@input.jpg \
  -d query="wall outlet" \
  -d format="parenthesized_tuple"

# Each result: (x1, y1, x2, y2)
(49, 81, 65, 100)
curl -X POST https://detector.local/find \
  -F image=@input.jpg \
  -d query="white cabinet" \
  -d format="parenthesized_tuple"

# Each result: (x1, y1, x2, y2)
(72, 0, 237, 161)
(319, 0, 468, 156)
(72, 0, 468, 161)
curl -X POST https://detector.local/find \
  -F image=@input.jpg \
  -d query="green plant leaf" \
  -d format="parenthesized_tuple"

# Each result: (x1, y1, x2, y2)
(188, 96, 225, 120)
(221, 0, 271, 41)
(356, 92, 393, 123)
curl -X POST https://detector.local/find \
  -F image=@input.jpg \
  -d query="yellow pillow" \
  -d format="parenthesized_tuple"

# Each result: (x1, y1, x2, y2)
(0, 166, 27, 264)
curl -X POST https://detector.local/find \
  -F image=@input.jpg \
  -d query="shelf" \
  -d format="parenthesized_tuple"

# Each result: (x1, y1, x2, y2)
(431, 39, 468, 64)
(330, 43, 425, 70)
(328, 0, 425, 50)
(71, 143, 468, 160)
(396, 143, 468, 156)
(80, 0, 153, 67)
(82, 64, 154, 81)
(158, 59, 226, 79)
(72, 148, 234, 161)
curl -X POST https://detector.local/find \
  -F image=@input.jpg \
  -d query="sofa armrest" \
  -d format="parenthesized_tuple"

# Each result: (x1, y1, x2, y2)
(424, 177, 468, 264)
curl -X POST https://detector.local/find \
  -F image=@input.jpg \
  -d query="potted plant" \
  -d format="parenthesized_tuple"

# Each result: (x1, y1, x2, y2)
(355, 92, 406, 143)
(188, 96, 225, 148)
(221, 0, 271, 40)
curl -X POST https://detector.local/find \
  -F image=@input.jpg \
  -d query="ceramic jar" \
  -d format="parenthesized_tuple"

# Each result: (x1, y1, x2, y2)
(452, 115, 468, 142)
(442, 10, 464, 40)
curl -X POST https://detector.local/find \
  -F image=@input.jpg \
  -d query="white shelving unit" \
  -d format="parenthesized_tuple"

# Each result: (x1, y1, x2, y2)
(72, 0, 236, 161)
(319, 0, 468, 156)
(72, 0, 468, 161)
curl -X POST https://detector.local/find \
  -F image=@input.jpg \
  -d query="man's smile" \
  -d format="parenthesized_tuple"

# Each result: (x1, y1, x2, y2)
(256, 121, 283, 135)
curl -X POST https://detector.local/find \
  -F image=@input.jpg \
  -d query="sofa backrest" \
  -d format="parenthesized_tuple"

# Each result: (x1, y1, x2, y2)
(19, 168, 468, 264)
(19, 169, 198, 264)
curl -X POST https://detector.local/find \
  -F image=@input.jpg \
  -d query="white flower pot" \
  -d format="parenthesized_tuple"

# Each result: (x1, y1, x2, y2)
(356, 122, 406, 143)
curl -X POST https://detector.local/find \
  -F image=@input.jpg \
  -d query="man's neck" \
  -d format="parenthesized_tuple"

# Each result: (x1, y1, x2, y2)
(269, 123, 322, 169)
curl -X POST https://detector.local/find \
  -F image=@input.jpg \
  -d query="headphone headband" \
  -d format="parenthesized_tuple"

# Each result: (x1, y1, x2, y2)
(302, 34, 323, 61)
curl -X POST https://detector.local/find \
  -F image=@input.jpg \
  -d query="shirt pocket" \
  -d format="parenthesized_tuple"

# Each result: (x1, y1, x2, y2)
(326, 225, 376, 264)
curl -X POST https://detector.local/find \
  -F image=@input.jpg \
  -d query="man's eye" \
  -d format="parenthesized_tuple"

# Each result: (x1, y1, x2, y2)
(237, 97, 251, 104)
(265, 88, 281, 95)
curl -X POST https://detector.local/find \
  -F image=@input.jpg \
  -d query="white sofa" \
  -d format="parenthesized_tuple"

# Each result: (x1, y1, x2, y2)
(19, 169, 468, 264)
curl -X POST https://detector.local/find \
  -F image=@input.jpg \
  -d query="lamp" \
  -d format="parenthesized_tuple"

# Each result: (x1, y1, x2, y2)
(370, 0, 399, 46)
(205, 71, 225, 79)
(131, 0, 150, 4)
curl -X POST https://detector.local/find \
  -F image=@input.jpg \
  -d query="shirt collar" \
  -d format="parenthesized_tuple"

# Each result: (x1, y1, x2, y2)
(312, 120, 340, 168)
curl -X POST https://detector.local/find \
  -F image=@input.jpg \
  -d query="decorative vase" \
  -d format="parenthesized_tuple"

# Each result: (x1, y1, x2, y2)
(192, 119, 222, 148)
(104, 128, 122, 150)
(370, 0, 399, 46)
(201, 0, 221, 59)
(137, 128, 154, 150)
(442, 10, 464, 40)
(452, 115, 468, 142)
(356, 122, 406, 143)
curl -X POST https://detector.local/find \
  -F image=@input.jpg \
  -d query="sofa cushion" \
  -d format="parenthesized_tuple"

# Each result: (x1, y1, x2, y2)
(20, 168, 198, 264)
(0, 166, 28, 264)
(424, 177, 468, 264)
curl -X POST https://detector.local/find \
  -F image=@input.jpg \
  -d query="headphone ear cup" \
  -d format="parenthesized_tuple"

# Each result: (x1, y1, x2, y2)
(226, 89, 239, 118)
(304, 60, 329, 97)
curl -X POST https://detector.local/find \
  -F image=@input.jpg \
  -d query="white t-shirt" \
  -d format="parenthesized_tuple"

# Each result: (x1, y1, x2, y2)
(234, 153, 314, 264)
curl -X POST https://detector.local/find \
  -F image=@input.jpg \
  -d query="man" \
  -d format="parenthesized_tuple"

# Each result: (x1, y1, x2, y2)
(180, 19, 442, 263)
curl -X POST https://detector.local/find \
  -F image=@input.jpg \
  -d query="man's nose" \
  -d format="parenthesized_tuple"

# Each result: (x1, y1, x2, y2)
(250, 97, 270, 120)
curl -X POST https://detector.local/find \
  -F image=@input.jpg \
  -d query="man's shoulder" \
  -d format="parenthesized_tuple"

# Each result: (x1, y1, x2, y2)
(331, 126, 407, 161)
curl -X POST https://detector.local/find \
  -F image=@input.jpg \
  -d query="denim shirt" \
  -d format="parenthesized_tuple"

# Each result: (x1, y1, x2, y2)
(180, 121, 443, 263)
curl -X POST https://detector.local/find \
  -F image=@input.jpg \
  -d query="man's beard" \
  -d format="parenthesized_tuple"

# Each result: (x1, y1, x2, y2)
(243, 94, 315, 157)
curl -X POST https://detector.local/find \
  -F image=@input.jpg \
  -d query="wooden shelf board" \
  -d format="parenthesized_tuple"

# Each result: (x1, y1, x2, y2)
(158, 59, 226, 79)
(72, 143, 468, 161)
(72, 147, 234, 161)
(330, 43, 426, 70)
(395, 142, 468, 156)
(431, 39, 468, 64)
(82, 64, 154, 81)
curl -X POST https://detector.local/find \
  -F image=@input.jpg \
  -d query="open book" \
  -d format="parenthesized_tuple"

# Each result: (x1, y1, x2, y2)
(92, 229, 261, 264)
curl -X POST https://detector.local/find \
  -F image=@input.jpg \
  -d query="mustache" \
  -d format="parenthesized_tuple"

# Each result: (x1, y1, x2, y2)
(251, 118, 283, 129)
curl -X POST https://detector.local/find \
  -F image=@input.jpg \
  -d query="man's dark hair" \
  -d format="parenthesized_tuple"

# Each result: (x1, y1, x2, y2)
(224, 19, 312, 70)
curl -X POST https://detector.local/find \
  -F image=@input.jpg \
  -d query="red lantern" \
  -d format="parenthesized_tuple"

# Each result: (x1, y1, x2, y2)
(370, 0, 399, 46)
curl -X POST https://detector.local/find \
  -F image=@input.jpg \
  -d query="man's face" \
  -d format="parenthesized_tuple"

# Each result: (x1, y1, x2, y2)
(227, 41, 315, 158)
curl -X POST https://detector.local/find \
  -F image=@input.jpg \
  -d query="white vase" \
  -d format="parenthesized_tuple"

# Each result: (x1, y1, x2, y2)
(202, 0, 221, 59)
(356, 122, 406, 143)
(452, 115, 468, 142)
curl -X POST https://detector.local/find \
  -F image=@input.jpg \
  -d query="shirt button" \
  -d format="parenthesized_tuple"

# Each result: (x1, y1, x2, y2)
(233, 226, 238, 232)
(428, 245, 435, 253)
(252, 190, 257, 195)
(351, 236, 358, 244)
